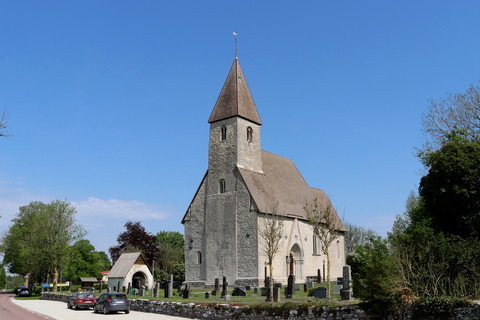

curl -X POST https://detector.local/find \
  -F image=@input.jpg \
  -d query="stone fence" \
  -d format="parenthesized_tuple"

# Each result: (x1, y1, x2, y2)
(40, 292, 480, 319)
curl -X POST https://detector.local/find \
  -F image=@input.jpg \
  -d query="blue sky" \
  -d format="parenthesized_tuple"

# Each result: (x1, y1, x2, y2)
(1, 1, 479, 255)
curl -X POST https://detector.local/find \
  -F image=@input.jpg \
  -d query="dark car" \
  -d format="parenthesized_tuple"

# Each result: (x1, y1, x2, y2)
(67, 291, 96, 310)
(17, 287, 32, 297)
(93, 292, 130, 314)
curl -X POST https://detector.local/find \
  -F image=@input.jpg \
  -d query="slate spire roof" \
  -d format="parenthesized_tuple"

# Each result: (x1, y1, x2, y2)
(208, 58, 262, 125)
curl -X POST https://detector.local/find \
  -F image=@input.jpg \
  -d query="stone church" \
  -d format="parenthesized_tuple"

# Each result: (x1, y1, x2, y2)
(182, 58, 346, 287)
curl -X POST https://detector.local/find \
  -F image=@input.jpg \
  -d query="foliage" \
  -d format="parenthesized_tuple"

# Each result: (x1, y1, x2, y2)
(155, 231, 184, 280)
(2, 200, 85, 285)
(418, 133, 480, 238)
(0, 263, 6, 289)
(64, 239, 111, 284)
(410, 297, 469, 320)
(303, 197, 342, 298)
(109, 221, 158, 267)
(347, 236, 398, 302)
(422, 82, 480, 149)
(344, 222, 377, 255)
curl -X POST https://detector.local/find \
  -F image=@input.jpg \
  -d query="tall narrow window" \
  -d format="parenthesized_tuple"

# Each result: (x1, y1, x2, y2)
(221, 125, 227, 141)
(337, 240, 341, 259)
(197, 251, 202, 264)
(247, 126, 253, 143)
(313, 234, 319, 255)
(219, 179, 226, 193)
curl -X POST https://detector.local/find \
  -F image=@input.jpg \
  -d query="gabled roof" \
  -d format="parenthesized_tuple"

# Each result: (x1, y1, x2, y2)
(208, 58, 262, 125)
(108, 252, 149, 278)
(238, 150, 346, 232)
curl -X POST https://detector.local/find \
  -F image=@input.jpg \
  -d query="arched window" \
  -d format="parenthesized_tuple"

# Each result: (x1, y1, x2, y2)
(219, 179, 226, 193)
(197, 251, 202, 264)
(337, 240, 341, 259)
(221, 125, 227, 141)
(247, 126, 253, 143)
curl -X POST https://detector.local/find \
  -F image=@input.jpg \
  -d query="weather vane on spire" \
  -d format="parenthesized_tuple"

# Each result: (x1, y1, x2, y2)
(233, 32, 238, 58)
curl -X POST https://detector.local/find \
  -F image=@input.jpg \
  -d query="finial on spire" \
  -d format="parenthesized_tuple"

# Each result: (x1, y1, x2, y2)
(233, 32, 238, 58)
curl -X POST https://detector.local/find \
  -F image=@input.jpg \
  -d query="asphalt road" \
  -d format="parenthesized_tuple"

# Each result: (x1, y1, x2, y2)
(1, 293, 197, 320)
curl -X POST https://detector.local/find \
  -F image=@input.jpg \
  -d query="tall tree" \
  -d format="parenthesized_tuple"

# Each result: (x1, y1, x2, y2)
(109, 221, 158, 267)
(258, 202, 284, 302)
(2, 200, 85, 287)
(64, 239, 111, 284)
(344, 222, 377, 256)
(419, 133, 480, 238)
(422, 83, 480, 149)
(303, 197, 342, 298)
(155, 231, 184, 281)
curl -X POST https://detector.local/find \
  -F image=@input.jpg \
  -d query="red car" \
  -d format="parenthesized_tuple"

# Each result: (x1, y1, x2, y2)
(67, 291, 96, 310)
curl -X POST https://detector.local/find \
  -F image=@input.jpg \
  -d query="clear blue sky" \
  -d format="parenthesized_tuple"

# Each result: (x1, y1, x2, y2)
(1, 1, 479, 255)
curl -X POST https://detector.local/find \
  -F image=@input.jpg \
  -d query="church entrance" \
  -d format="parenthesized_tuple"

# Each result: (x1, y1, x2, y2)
(287, 244, 303, 278)
(132, 271, 148, 289)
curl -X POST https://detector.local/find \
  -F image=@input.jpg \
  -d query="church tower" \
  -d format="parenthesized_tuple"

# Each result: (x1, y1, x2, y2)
(203, 58, 262, 284)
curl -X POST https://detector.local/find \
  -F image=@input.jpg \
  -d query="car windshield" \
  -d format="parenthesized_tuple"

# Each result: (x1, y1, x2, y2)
(79, 292, 94, 298)
(111, 294, 126, 300)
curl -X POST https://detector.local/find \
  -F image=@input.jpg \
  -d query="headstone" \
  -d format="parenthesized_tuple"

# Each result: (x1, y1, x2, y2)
(313, 287, 327, 299)
(260, 287, 268, 296)
(285, 274, 295, 298)
(122, 286, 126, 293)
(306, 281, 314, 289)
(333, 284, 342, 294)
(245, 285, 251, 291)
(264, 276, 271, 301)
(273, 283, 282, 302)
(164, 281, 170, 298)
(253, 287, 258, 294)
(232, 287, 246, 296)
(182, 284, 190, 299)
(294, 284, 301, 291)
(340, 265, 353, 300)
(205, 292, 210, 299)
(212, 278, 219, 296)
(127, 283, 131, 295)
(303, 283, 307, 292)
(168, 274, 173, 297)
(220, 276, 229, 299)
(154, 282, 160, 298)
(139, 287, 144, 296)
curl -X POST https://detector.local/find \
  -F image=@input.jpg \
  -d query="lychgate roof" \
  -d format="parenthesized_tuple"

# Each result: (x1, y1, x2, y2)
(208, 58, 262, 125)
(108, 252, 148, 278)
(238, 150, 346, 232)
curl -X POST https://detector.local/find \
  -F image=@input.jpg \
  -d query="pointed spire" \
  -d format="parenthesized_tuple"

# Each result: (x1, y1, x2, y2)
(208, 58, 262, 125)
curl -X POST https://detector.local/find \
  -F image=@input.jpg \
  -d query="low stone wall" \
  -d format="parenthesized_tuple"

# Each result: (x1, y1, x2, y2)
(40, 293, 480, 320)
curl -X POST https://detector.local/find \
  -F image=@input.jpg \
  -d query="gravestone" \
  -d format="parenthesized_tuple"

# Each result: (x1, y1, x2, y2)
(165, 274, 173, 298)
(285, 275, 295, 298)
(122, 286, 126, 293)
(253, 287, 259, 294)
(294, 284, 301, 291)
(306, 281, 314, 289)
(340, 265, 353, 300)
(245, 285, 251, 291)
(313, 287, 327, 299)
(303, 283, 307, 292)
(139, 286, 144, 296)
(212, 278, 220, 296)
(182, 284, 191, 299)
(273, 283, 282, 302)
(264, 276, 271, 301)
(127, 283, 131, 295)
(232, 287, 246, 296)
(154, 282, 160, 298)
(220, 276, 229, 299)
(205, 292, 210, 299)
(164, 281, 171, 298)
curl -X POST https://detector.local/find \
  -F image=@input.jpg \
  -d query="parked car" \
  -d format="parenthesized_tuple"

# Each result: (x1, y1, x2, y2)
(67, 291, 96, 310)
(93, 292, 130, 314)
(17, 287, 32, 297)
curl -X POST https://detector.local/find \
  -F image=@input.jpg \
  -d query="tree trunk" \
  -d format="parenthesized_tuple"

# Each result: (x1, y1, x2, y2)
(326, 252, 331, 299)
(268, 262, 274, 302)
(53, 267, 59, 292)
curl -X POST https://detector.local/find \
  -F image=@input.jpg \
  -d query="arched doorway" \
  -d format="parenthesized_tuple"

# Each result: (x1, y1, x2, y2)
(287, 244, 303, 277)
(132, 271, 148, 289)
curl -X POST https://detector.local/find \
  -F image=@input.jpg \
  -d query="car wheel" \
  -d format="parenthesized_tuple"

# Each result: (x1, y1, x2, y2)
(103, 306, 108, 315)
(125, 310, 130, 314)
(67, 302, 72, 309)
(74, 303, 79, 310)
(94, 306, 98, 313)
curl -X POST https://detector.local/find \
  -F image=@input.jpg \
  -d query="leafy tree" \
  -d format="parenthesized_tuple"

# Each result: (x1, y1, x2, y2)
(422, 82, 480, 149)
(2, 200, 85, 287)
(419, 133, 480, 238)
(155, 231, 184, 281)
(0, 263, 6, 289)
(347, 236, 398, 302)
(303, 197, 342, 298)
(109, 221, 158, 267)
(344, 222, 377, 255)
(258, 202, 285, 302)
(64, 240, 111, 284)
